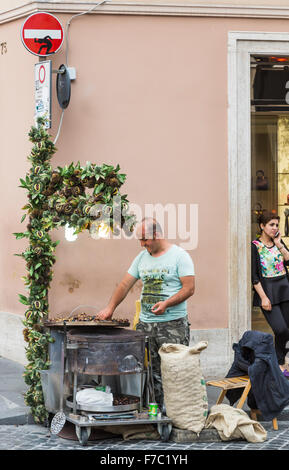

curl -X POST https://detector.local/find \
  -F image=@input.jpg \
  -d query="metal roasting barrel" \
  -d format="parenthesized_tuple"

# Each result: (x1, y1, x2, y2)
(66, 327, 146, 375)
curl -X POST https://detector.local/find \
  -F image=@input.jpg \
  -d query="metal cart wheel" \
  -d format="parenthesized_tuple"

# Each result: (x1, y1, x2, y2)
(158, 423, 172, 442)
(76, 425, 90, 446)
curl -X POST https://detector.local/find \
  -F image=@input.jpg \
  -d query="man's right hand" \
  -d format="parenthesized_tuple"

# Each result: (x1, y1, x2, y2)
(96, 307, 114, 320)
(96, 273, 137, 321)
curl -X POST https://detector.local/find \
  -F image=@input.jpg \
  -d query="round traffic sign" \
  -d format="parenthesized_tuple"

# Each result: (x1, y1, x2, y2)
(21, 12, 64, 56)
(39, 64, 46, 83)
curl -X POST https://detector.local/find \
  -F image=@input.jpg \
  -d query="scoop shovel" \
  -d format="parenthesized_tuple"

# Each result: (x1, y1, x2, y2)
(50, 408, 66, 435)
(50, 342, 66, 434)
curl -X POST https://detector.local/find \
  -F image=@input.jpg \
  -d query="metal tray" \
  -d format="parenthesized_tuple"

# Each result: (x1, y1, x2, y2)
(44, 305, 130, 328)
(44, 320, 130, 327)
(66, 395, 139, 413)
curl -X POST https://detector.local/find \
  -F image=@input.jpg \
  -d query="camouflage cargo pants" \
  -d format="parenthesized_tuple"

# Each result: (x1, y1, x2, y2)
(136, 317, 190, 407)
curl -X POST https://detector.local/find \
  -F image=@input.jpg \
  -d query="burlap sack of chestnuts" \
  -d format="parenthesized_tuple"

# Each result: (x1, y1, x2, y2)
(159, 341, 208, 435)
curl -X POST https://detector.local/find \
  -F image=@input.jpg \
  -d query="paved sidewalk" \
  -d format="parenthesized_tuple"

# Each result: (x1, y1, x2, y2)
(1, 418, 289, 450)
(1, 355, 289, 451)
(0, 357, 31, 425)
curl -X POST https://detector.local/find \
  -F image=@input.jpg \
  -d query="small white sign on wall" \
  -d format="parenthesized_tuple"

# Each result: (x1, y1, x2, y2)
(34, 60, 52, 128)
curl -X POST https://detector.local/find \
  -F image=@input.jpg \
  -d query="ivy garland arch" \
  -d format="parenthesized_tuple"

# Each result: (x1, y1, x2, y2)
(14, 118, 136, 423)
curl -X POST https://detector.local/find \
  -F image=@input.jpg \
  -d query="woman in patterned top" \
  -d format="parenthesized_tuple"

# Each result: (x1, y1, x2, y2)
(252, 213, 289, 371)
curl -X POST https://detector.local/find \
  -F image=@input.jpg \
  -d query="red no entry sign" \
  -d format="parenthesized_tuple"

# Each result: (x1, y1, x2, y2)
(21, 12, 64, 56)
(39, 64, 46, 83)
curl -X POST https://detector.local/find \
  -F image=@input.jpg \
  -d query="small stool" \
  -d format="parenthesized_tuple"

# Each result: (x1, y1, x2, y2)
(206, 376, 278, 430)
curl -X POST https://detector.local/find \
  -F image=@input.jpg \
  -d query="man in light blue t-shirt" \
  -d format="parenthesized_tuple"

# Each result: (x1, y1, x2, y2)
(97, 217, 195, 405)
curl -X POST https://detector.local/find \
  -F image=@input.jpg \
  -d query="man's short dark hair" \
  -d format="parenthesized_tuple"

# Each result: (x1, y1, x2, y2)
(141, 217, 163, 239)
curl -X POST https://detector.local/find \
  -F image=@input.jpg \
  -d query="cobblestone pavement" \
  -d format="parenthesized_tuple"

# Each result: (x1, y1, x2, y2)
(1, 359, 288, 456)
(1, 418, 289, 451)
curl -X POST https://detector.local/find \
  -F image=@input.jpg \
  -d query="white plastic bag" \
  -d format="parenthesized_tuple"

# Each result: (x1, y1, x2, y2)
(76, 388, 113, 407)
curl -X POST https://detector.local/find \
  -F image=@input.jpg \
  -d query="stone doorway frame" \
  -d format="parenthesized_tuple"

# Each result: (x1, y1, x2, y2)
(228, 31, 289, 351)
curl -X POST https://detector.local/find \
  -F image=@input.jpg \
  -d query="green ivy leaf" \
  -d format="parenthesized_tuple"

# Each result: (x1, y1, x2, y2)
(13, 232, 28, 239)
(18, 294, 29, 305)
(93, 183, 104, 195)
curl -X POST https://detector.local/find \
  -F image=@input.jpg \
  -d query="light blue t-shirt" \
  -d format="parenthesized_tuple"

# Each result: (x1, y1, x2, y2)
(128, 244, 195, 323)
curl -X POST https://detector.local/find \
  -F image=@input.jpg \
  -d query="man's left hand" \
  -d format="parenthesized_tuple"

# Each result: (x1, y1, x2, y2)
(151, 301, 167, 315)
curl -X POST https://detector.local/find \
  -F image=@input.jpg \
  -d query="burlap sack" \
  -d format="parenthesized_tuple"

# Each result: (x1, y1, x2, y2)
(159, 341, 208, 434)
(205, 404, 267, 443)
(104, 424, 160, 441)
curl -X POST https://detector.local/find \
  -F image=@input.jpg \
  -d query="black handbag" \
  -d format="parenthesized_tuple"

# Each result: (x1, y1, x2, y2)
(255, 170, 269, 190)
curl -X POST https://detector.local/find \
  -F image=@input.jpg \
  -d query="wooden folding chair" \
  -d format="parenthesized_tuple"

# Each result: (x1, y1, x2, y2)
(206, 375, 278, 430)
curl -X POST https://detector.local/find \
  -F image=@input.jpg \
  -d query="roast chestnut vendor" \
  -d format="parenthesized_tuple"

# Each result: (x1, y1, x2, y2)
(97, 217, 195, 406)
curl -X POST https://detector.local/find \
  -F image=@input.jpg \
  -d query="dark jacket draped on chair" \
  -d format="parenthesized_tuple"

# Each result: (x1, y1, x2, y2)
(226, 330, 289, 420)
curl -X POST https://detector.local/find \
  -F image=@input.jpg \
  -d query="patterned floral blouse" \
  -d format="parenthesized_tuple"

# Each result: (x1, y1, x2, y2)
(252, 240, 286, 278)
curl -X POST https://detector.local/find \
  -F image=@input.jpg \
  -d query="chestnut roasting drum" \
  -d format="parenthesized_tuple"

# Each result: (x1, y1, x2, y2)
(66, 327, 146, 375)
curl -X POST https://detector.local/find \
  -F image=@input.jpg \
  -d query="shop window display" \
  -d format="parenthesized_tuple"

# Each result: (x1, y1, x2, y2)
(251, 56, 289, 332)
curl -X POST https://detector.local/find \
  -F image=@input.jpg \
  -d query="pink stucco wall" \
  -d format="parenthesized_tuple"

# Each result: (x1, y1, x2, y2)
(0, 18, 36, 317)
(5, 13, 289, 329)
